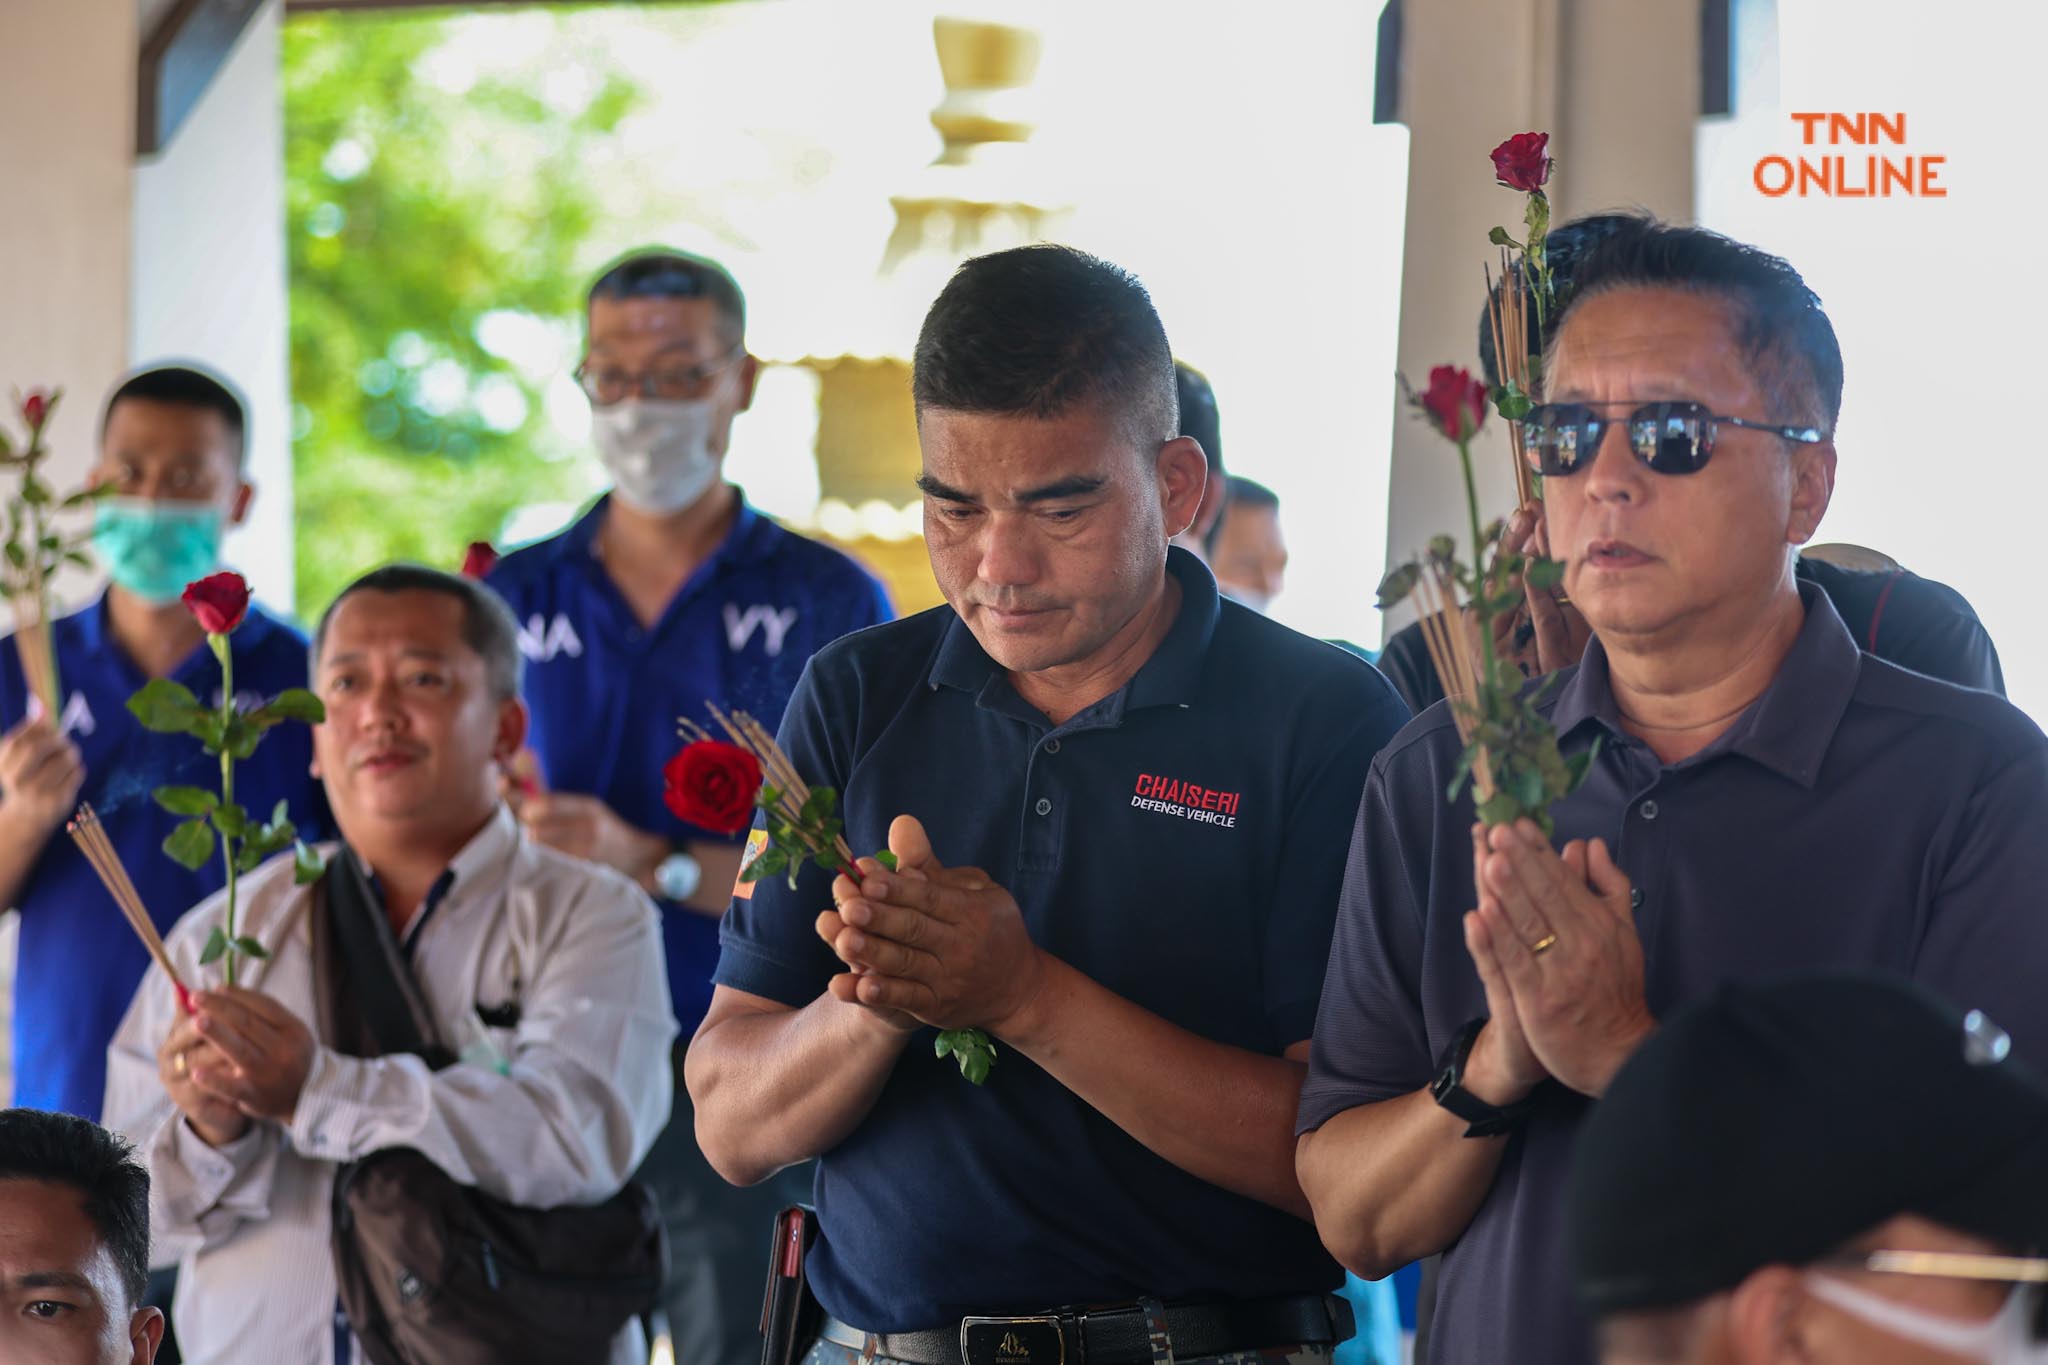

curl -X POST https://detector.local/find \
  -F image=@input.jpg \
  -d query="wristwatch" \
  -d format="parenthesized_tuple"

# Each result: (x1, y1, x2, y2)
(1431, 1018, 1538, 1138)
(654, 851, 702, 902)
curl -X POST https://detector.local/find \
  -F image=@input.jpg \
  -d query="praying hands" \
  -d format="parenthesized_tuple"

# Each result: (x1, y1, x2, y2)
(1465, 819, 1655, 1098)
(815, 814, 1050, 1039)
(164, 988, 318, 1139)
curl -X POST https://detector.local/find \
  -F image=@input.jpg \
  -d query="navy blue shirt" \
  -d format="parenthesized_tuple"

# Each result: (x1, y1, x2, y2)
(717, 548, 1412, 1332)
(1, 595, 324, 1119)
(1299, 583, 2048, 1365)
(486, 494, 892, 1035)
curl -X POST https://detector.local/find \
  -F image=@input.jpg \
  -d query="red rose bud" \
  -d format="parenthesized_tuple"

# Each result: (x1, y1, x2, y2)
(20, 389, 50, 435)
(181, 571, 251, 636)
(662, 739, 765, 836)
(460, 541, 499, 579)
(1421, 365, 1489, 442)
(1491, 131, 1552, 193)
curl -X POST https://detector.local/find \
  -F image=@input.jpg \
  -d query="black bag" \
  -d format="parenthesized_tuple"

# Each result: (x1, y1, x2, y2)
(313, 847, 667, 1365)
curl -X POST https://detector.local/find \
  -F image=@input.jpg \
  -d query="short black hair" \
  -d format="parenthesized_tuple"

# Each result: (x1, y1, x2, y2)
(1226, 475, 1279, 513)
(1545, 215, 1844, 434)
(0, 1108, 151, 1307)
(101, 363, 249, 468)
(913, 244, 1178, 448)
(1476, 212, 1639, 388)
(313, 563, 524, 701)
(1175, 361, 1223, 478)
(587, 249, 746, 344)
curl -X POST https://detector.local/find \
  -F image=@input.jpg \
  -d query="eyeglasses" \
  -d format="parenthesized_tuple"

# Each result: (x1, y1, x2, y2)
(1524, 400, 1824, 477)
(1822, 1251, 2048, 1337)
(575, 345, 743, 406)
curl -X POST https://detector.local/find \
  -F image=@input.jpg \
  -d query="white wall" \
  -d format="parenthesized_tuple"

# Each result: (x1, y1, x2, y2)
(132, 0, 294, 613)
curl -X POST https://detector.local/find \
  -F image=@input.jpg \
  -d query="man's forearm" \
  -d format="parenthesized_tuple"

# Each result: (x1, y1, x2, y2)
(0, 807, 51, 912)
(1000, 955, 1315, 1219)
(686, 987, 914, 1186)
(1295, 1088, 1511, 1278)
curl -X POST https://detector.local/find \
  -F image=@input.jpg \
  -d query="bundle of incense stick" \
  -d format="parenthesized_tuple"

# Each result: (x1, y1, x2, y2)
(681, 703, 857, 872)
(1485, 252, 1539, 508)
(1411, 560, 1497, 802)
(8, 584, 60, 723)
(68, 803, 193, 1011)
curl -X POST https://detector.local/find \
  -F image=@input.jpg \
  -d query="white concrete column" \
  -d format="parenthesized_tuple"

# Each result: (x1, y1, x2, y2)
(133, 0, 293, 612)
(1385, 0, 1698, 612)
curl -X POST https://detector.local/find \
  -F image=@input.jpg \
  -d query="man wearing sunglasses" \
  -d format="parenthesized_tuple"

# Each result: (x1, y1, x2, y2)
(483, 248, 894, 1365)
(1570, 972, 2048, 1365)
(1296, 216, 2048, 1365)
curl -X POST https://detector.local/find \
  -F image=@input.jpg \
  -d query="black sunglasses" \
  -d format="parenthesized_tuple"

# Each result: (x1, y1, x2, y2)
(1525, 400, 1824, 477)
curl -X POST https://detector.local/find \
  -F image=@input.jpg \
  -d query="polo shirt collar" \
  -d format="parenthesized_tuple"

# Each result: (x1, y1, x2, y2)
(1551, 579, 1860, 788)
(928, 546, 1221, 712)
(561, 489, 777, 575)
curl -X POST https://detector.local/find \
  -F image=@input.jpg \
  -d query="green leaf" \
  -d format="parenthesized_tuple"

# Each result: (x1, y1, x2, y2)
(222, 717, 262, 760)
(20, 476, 49, 505)
(1375, 561, 1421, 611)
(3, 542, 23, 570)
(258, 687, 326, 725)
(757, 783, 781, 809)
(153, 786, 219, 817)
(127, 678, 208, 736)
(933, 1032, 955, 1058)
(1512, 764, 1546, 812)
(739, 845, 788, 883)
(271, 798, 290, 827)
(63, 549, 92, 570)
(1475, 792, 1523, 827)
(293, 840, 327, 885)
(799, 786, 837, 825)
(1426, 533, 1456, 562)
(198, 925, 230, 966)
(236, 844, 265, 875)
(163, 819, 215, 870)
(1488, 224, 1523, 249)
(1526, 556, 1565, 591)
(233, 936, 270, 960)
(210, 803, 249, 838)
(874, 850, 899, 871)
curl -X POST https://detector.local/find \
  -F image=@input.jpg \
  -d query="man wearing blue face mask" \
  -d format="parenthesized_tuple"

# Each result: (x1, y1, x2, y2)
(484, 248, 893, 1365)
(0, 364, 325, 1121)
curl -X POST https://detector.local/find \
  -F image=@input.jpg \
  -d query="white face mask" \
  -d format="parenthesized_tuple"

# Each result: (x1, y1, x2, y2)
(590, 396, 723, 514)
(1805, 1274, 2047, 1363)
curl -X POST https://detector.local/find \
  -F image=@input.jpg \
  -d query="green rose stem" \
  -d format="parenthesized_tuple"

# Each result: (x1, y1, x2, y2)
(211, 633, 241, 987)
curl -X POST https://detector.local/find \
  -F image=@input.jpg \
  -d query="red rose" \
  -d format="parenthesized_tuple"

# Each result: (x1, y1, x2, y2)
(1491, 132, 1552, 193)
(20, 389, 50, 435)
(181, 571, 251, 636)
(460, 541, 499, 579)
(1421, 365, 1489, 442)
(662, 740, 764, 835)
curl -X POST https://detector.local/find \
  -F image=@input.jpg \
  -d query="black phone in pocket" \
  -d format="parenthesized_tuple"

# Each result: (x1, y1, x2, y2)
(760, 1205, 822, 1365)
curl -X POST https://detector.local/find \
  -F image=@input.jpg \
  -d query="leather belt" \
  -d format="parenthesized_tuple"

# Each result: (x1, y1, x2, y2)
(819, 1293, 1350, 1365)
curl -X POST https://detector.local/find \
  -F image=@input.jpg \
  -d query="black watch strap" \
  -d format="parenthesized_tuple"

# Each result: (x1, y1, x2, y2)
(1431, 1018, 1538, 1138)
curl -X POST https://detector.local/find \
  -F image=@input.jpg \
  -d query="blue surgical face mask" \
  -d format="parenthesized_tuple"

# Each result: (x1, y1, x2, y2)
(91, 497, 227, 604)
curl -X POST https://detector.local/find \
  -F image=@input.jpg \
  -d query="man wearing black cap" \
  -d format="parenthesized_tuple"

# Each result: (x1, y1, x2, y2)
(1570, 972, 2048, 1364)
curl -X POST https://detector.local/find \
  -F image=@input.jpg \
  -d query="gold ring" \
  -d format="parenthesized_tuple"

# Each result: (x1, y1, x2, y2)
(1530, 933, 1559, 955)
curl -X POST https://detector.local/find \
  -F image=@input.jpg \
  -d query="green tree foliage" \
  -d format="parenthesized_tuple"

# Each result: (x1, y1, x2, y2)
(283, 12, 656, 618)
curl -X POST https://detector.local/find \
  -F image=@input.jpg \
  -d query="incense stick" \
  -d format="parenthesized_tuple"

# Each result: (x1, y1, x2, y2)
(682, 707, 858, 870)
(1486, 256, 1538, 508)
(67, 804, 193, 1008)
(1412, 562, 1497, 802)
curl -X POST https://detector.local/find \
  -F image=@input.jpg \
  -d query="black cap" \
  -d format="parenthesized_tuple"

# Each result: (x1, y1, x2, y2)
(1568, 972, 2048, 1318)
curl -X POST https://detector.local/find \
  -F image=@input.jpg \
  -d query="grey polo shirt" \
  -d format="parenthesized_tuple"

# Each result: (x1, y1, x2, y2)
(1298, 582, 2048, 1365)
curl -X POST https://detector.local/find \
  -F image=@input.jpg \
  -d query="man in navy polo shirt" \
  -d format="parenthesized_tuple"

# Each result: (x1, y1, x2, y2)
(485, 248, 889, 1365)
(691, 244, 1409, 1365)
(1294, 216, 2048, 1365)
(0, 365, 321, 1120)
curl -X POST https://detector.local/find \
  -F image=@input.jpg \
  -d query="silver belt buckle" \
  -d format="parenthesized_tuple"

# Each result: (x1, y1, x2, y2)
(960, 1315, 1065, 1365)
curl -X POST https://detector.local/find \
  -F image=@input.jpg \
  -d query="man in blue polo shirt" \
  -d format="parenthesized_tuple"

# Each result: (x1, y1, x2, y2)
(485, 248, 890, 1365)
(691, 244, 1409, 1365)
(0, 365, 321, 1120)
(1294, 216, 2048, 1365)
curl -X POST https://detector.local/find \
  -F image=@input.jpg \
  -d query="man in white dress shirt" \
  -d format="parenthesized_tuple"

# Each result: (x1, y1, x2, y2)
(104, 564, 676, 1364)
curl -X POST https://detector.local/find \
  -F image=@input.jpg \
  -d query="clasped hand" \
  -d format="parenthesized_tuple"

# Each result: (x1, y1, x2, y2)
(158, 987, 316, 1147)
(1462, 819, 1654, 1099)
(814, 814, 1047, 1038)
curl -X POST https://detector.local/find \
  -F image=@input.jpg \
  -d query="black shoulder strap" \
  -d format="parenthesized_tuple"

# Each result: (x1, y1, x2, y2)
(315, 847, 455, 1068)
